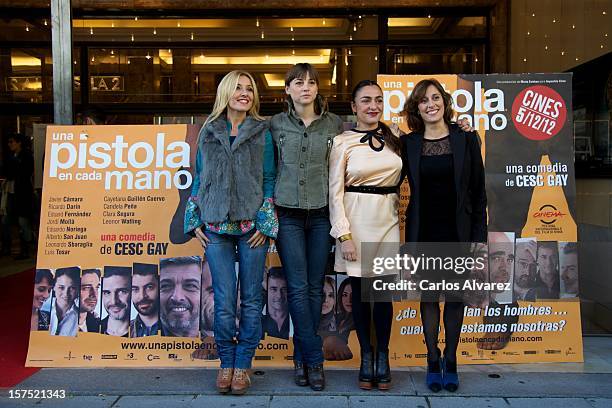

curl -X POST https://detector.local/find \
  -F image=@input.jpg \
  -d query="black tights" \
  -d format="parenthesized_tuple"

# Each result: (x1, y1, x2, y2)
(350, 277, 394, 354)
(420, 298, 464, 364)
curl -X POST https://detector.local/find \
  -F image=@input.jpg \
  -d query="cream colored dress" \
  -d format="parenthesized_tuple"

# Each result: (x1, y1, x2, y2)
(329, 129, 403, 277)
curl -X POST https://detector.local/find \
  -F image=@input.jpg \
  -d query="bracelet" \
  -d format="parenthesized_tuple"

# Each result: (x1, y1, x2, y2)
(339, 233, 352, 242)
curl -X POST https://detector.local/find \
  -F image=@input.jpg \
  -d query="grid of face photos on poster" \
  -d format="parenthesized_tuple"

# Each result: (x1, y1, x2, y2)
(30, 256, 356, 362)
(31, 236, 577, 340)
(32, 256, 210, 338)
(466, 233, 579, 306)
(261, 265, 356, 361)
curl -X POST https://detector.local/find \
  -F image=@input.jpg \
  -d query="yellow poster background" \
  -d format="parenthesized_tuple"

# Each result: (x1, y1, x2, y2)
(28, 88, 582, 367)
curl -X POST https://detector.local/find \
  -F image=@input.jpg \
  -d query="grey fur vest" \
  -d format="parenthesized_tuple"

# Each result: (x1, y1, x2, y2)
(196, 115, 268, 223)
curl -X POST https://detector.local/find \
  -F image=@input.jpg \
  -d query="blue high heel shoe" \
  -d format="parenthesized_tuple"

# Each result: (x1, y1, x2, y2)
(426, 359, 442, 392)
(441, 357, 459, 392)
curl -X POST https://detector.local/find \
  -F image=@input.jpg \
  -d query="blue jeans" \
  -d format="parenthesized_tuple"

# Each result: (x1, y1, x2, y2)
(204, 229, 268, 369)
(275, 206, 332, 366)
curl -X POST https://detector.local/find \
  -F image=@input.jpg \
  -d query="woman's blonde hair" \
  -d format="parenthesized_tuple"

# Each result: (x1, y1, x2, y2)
(205, 70, 263, 126)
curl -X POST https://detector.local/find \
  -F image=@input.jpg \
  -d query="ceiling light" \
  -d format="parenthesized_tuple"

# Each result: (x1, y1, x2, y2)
(153, 28, 157, 35)
(146, 52, 151, 60)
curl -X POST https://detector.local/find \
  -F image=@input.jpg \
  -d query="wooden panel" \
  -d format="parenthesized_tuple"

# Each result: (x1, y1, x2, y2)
(0, 0, 499, 9)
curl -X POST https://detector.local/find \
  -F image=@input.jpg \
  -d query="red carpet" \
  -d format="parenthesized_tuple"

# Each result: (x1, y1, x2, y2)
(0, 268, 40, 388)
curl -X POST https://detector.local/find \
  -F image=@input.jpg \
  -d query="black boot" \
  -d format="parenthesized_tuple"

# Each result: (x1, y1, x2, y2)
(294, 362, 308, 386)
(375, 350, 392, 390)
(358, 350, 374, 390)
(307, 363, 325, 391)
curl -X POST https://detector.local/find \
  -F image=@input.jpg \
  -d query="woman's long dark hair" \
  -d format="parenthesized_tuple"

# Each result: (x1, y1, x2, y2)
(336, 277, 354, 334)
(351, 80, 401, 155)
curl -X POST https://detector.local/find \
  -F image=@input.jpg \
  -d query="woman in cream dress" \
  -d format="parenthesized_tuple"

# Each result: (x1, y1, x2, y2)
(328, 80, 402, 391)
(329, 132, 402, 278)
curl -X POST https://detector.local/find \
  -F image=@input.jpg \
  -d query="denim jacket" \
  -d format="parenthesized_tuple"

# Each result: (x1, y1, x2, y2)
(270, 100, 343, 209)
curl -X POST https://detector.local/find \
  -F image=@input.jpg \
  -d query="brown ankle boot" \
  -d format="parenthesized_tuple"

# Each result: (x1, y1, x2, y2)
(231, 368, 251, 395)
(216, 368, 233, 393)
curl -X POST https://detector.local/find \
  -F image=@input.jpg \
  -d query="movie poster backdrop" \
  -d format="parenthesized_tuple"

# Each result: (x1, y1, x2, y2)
(26, 73, 581, 367)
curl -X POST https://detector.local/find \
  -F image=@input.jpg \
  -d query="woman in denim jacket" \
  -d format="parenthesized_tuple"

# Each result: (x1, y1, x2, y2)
(184, 70, 278, 395)
(270, 63, 343, 391)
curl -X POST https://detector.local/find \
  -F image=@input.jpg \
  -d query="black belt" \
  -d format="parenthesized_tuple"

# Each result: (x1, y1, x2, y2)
(345, 185, 398, 195)
(276, 205, 329, 217)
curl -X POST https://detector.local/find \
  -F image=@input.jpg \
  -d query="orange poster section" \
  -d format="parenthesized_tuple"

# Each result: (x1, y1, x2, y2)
(28, 76, 581, 367)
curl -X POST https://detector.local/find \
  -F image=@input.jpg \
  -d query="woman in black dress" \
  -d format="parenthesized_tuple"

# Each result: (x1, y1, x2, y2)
(400, 79, 487, 392)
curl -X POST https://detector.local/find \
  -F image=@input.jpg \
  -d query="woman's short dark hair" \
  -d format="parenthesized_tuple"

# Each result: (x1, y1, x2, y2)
(284, 63, 328, 114)
(351, 79, 401, 155)
(35, 269, 54, 285)
(402, 78, 454, 133)
(54, 267, 80, 285)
